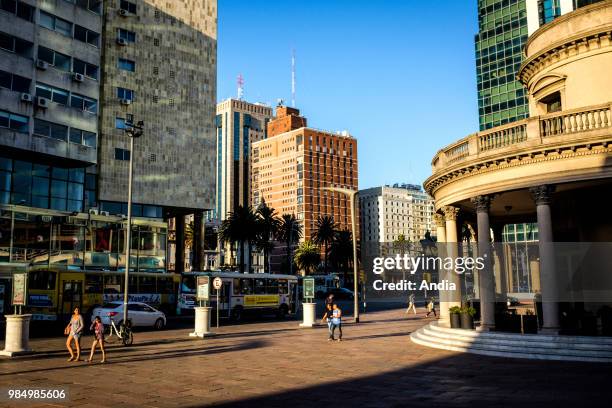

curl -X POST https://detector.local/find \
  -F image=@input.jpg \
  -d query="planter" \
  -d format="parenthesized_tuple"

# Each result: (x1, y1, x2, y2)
(460, 312, 474, 329)
(450, 313, 461, 328)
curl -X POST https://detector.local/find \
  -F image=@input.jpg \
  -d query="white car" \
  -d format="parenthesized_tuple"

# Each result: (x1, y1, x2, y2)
(91, 301, 166, 330)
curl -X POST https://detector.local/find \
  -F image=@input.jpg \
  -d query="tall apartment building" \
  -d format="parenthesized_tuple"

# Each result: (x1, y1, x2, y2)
(215, 99, 272, 220)
(475, 0, 602, 130)
(0, 1, 217, 281)
(359, 184, 434, 245)
(251, 105, 358, 242)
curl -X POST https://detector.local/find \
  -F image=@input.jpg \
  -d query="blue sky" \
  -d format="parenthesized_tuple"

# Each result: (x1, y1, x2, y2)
(217, 0, 479, 189)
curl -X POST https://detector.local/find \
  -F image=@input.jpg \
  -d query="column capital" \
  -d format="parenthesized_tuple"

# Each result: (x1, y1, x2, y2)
(470, 195, 491, 213)
(529, 185, 556, 206)
(433, 213, 446, 227)
(442, 206, 460, 221)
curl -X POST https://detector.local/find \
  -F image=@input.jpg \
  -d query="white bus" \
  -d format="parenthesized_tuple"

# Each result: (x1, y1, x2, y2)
(311, 273, 343, 298)
(178, 271, 299, 321)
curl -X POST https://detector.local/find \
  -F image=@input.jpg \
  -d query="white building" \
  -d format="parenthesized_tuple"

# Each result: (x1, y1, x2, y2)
(359, 184, 434, 244)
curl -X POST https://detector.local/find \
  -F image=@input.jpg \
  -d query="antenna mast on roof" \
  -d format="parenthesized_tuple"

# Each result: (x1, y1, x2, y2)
(291, 49, 296, 107)
(237, 73, 244, 100)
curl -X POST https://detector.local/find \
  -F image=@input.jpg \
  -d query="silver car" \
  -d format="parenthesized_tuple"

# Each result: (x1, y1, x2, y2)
(91, 301, 166, 330)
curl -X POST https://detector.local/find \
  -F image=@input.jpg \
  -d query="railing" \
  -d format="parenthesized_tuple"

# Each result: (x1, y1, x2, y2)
(540, 105, 611, 137)
(479, 122, 527, 151)
(431, 102, 612, 172)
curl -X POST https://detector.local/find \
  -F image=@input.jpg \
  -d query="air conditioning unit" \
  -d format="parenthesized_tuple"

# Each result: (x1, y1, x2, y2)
(116, 37, 128, 46)
(36, 97, 50, 109)
(88, 208, 99, 216)
(72, 72, 84, 82)
(99, 210, 110, 216)
(20, 93, 33, 103)
(36, 60, 48, 70)
(120, 98, 131, 106)
(118, 8, 128, 16)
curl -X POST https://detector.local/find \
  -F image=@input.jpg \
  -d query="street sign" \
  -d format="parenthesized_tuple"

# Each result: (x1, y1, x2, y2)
(303, 277, 315, 300)
(196, 276, 210, 301)
(213, 277, 223, 290)
(12, 273, 27, 306)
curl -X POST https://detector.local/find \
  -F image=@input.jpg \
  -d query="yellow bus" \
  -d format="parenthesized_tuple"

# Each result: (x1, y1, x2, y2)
(20, 266, 179, 321)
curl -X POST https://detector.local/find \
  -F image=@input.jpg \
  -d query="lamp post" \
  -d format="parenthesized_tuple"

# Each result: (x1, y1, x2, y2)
(320, 186, 360, 323)
(122, 120, 144, 326)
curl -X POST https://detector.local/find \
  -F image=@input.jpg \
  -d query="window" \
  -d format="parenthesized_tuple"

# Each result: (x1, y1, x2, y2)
(0, 109, 28, 133)
(117, 87, 134, 101)
(0, 69, 30, 93)
(37, 46, 70, 71)
(117, 28, 136, 43)
(0, 31, 33, 57)
(1, 0, 35, 22)
(28, 271, 56, 290)
(70, 93, 97, 113)
(541, 91, 562, 113)
(153, 38, 159, 46)
(39, 11, 73, 37)
(73, 0, 102, 14)
(74, 25, 99, 47)
(69, 128, 96, 147)
(114, 148, 130, 161)
(117, 58, 135, 72)
(35, 83, 69, 105)
(115, 117, 127, 129)
(254, 279, 266, 294)
(34, 119, 68, 141)
(120, 0, 137, 13)
(238, 279, 253, 295)
(73, 58, 98, 79)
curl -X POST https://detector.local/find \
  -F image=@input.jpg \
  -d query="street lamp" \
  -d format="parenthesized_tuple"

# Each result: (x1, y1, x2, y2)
(122, 120, 144, 326)
(320, 185, 360, 323)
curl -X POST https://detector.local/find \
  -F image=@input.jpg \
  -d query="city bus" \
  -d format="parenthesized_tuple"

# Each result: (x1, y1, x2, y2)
(311, 273, 343, 298)
(178, 271, 299, 321)
(12, 266, 179, 322)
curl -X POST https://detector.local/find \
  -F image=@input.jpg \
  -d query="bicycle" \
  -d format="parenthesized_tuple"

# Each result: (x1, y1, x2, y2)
(104, 314, 133, 346)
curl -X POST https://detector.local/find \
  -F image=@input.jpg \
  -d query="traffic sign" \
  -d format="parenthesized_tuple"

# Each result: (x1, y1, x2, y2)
(213, 277, 222, 290)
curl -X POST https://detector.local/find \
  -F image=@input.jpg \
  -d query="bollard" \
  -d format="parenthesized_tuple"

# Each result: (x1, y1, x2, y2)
(189, 306, 215, 338)
(299, 302, 317, 328)
(1, 314, 32, 357)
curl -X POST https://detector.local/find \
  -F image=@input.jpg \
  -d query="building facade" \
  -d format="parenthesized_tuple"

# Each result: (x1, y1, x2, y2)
(251, 105, 358, 242)
(359, 184, 434, 245)
(476, 0, 603, 130)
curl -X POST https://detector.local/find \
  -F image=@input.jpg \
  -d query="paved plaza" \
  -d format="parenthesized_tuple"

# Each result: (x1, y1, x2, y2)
(1, 309, 612, 408)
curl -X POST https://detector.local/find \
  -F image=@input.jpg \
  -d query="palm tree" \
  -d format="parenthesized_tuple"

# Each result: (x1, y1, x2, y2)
(276, 214, 302, 274)
(218, 205, 259, 273)
(255, 201, 281, 273)
(312, 215, 337, 273)
(294, 241, 321, 276)
(329, 229, 354, 283)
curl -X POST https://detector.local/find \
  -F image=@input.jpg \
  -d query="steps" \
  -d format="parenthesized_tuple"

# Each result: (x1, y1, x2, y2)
(410, 322, 612, 363)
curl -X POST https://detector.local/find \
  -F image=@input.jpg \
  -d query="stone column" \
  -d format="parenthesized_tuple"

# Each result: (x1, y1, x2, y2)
(175, 215, 185, 274)
(434, 213, 446, 243)
(193, 211, 204, 271)
(0, 314, 32, 356)
(471, 195, 495, 331)
(441, 206, 462, 326)
(433, 213, 449, 325)
(529, 185, 559, 333)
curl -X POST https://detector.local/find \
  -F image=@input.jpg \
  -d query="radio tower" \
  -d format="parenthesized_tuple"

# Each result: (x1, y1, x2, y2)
(237, 73, 244, 100)
(291, 49, 296, 107)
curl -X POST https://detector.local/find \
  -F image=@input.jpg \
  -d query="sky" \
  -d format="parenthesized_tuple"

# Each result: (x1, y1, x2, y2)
(217, 0, 479, 189)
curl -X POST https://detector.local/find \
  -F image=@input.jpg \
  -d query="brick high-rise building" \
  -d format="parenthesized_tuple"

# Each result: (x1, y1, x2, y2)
(251, 105, 358, 242)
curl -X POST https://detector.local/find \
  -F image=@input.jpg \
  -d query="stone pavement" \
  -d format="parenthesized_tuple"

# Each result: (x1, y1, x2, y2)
(1, 309, 611, 408)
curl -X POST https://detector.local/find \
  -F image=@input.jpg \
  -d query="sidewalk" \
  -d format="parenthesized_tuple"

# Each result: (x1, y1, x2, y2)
(1, 309, 611, 408)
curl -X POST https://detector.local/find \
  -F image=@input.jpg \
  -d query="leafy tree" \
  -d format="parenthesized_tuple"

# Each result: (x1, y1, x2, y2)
(255, 201, 281, 273)
(276, 214, 302, 274)
(329, 229, 356, 283)
(218, 205, 259, 273)
(312, 215, 337, 273)
(294, 241, 321, 275)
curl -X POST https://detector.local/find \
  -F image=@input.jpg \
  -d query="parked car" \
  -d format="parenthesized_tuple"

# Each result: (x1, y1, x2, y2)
(91, 301, 166, 330)
(325, 287, 357, 300)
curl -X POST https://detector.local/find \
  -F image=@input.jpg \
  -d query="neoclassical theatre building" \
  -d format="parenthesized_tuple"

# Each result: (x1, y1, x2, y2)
(424, 2, 612, 334)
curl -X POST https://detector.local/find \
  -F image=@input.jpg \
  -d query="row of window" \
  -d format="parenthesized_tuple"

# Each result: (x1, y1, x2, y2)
(0, 69, 30, 93)
(35, 82, 97, 113)
(33, 118, 96, 147)
(39, 11, 99, 47)
(0, 0, 34, 21)
(38, 46, 98, 79)
(0, 30, 33, 58)
(0, 109, 28, 133)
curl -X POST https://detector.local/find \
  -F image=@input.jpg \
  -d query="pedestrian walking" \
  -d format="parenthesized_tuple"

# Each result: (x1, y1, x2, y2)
(65, 307, 84, 362)
(87, 316, 106, 363)
(321, 303, 334, 341)
(330, 303, 343, 342)
(405, 292, 417, 315)
(425, 297, 437, 318)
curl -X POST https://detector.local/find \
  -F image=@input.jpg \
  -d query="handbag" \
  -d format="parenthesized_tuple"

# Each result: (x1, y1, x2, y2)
(64, 325, 71, 336)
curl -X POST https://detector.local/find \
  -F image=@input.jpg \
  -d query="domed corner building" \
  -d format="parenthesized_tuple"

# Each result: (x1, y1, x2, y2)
(422, 1, 612, 344)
